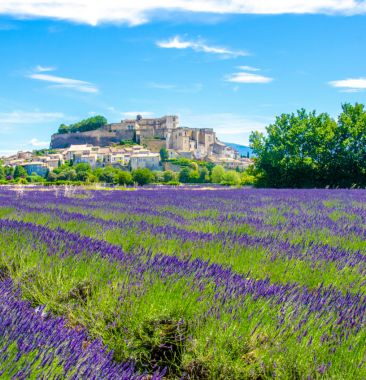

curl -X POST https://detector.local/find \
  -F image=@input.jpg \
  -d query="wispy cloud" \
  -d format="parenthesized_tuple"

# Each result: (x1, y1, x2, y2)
(28, 67, 98, 93)
(148, 82, 203, 93)
(29, 73, 98, 93)
(35, 65, 56, 72)
(0, 110, 66, 135)
(157, 36, 248, 58)
(0, 111, 65, 124)
(238, 66, 260, 72)
(0, 1, 365, 25)
(329, 77, 366, 92)
(29, 138, 49, 147)
(226, 67, 273, 84)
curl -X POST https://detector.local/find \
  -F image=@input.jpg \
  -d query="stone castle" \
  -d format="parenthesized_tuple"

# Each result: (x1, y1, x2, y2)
(50, 115, 237, 160)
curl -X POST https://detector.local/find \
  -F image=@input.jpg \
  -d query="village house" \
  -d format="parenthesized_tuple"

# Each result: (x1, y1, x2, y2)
(129, 152, 160, 171)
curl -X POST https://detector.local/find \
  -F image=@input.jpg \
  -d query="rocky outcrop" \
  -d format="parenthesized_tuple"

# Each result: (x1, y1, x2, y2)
(50, 128, 134, 149)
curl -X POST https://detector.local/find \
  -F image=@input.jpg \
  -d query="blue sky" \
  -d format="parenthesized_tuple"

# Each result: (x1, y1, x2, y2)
(1, 1, 366, 155)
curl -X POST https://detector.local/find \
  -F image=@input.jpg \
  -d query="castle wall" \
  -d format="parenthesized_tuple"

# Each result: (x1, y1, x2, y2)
(50, 129, 135, 149)
(140, 138, 166, 153)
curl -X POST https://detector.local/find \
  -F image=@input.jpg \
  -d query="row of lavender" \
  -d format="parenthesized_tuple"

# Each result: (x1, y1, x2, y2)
(0, 277, 164, 379)
(0, 187, 365, 378)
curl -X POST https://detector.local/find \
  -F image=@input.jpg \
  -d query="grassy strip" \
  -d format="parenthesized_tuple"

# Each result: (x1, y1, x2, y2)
(7, 208, 366, 293)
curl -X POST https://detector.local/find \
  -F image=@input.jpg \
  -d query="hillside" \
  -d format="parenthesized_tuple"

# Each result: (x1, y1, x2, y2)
(224, 142, 253, 157)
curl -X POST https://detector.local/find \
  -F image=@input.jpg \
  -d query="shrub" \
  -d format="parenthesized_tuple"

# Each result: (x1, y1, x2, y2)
(132, 168, 154, 186)
(117, 171, 133, 185)
(211, 165, 225, 183)
(221, 170, 241, 186)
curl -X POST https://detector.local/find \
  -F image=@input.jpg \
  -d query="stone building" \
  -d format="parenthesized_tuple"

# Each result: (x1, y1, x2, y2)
(129, 152, 160, 171)
(107, 115, 179, 143)
(168, 127, 217, 158)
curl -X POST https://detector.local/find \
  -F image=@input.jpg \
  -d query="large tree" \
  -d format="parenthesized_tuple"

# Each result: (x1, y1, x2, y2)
(328, 103, 366, 187)
(249, 106, 357, 188)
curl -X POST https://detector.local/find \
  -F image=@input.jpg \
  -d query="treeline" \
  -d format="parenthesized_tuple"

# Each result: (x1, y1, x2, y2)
(58, 115, 107, 134)
(0, 161, 255, 187)
(250, 103, 366, 188)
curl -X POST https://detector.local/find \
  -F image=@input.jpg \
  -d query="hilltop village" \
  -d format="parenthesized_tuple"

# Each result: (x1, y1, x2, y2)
(2, 115, 252, 177)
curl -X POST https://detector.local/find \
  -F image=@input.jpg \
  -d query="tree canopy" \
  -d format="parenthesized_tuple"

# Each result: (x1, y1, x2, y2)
(58, 116, 107, 134)
(250, 103, 366, 188)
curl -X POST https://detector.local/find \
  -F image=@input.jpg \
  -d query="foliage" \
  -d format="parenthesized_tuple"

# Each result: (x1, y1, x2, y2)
(240, 171, 256, 186)
(159, 147, 169, 162)
(163, 171, 176, 183)
(250, 103, 366, 188)
(26, 173, 45, 183)
(33, 149, 57, 156)
(211, 165, 225, 183)
(13, 165, 27, 179)
(119, 140, 135, 146)
(58, 116, 107, 134)
(179, 167, 192, 183)
(221, 170, 241, 186)
(132, 168, 154, 186)
(98, 166, 118, 184)
(117, 171, 133, 186)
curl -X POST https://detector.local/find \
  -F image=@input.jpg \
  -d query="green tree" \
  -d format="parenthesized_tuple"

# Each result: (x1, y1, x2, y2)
(57, 169, 77, 181)
(76, 171, 91, 182)
(117, 171, 133, 185)
(5, 166, 14, 179)
(58, 124, 69, 134)
(13, 165, 27, 179)
(221, 170, 241, 186)
(211, 165, 225, 183)
(250, 109, 337, 188)
(0, 165, 4, 180)
(188, 170, 200, 183)
(241, 171, 256, 186)
(163, 171, 176, 183)
(159, 147, 169, 162)
(132, 168, 154, 186)
(179, 167, 191, 183)
(199, 167, 209, 183)
(329, 103, 366, 187)
(99, 166, 117, 184)
(46, 171, 58, 182)
(74, 163, 92, 173)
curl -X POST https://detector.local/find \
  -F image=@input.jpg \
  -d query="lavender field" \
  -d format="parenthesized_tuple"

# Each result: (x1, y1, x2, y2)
(0, 186, 365, 379)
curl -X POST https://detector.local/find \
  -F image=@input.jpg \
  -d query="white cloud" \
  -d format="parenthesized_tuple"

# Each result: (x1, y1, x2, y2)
(29, 138, 49, 147)
(238, 66, 260, 71)
(226, 68, 273, 84)
(329, 77, 366, 92)
(0, 111, 66, 135)
(35, 65, 56, 72)
(148, 82, 203, 93)
(0, 1, 365, 25)
(0, 111, 65, 124)
(28, 69, 98, 93)
(157, 36, 248, 58)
